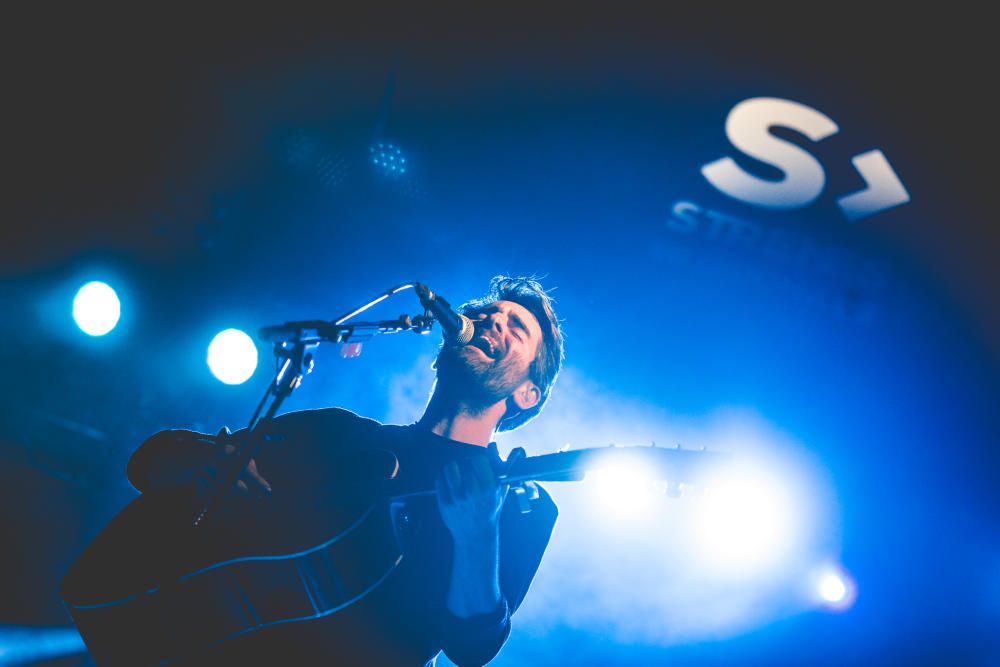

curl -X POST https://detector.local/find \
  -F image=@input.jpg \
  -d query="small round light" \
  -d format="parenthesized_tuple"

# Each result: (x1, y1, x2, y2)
(818, 572, 847, 603)
(207, 329, 258, 385)
(813, 565, 856, 611)
(72, 281, 121, 336)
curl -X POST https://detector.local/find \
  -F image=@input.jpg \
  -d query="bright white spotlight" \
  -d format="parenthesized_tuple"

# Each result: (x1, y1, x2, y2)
(207, 329, 258, 385)
(587, 459, 661, 517)
(694, 468, 797, 575)
(813, 565, 856, 611)
(818, 572, 846, 602)
(72, 281, 121, 336)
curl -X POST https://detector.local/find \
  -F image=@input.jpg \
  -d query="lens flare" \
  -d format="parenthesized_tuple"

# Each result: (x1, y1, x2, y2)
(694, 468, 797, 575)
(587, 460, 662, 517)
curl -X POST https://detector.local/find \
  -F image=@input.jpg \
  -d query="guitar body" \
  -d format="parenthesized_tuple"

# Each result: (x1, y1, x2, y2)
(61, 435, 723, 666)
(61, 450, 404, 666)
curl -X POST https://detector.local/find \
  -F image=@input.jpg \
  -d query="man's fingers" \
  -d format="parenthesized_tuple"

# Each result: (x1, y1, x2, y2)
(214, 435, 272, 496)
(439, 458, 507, 507)
(470, 457, 497, 492)
(227, 473, 270, 497)
(245, 459, 273, 495)
(507, 446, 527, 464)
(459, 459, 487, 498)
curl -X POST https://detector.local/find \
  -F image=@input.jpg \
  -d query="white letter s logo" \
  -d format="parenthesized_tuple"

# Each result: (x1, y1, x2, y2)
(701, 97, 839, 210)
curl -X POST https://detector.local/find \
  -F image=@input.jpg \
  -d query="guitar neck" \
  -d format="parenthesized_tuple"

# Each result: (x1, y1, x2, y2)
(504, 445, 720, 481)
(390, 445, 727, 500)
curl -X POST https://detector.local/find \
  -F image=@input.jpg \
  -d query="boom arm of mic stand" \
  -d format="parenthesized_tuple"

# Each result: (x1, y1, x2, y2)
(193, 338, 314, 527)
(258, 315, 435, 345)
(193, 283, 435, 528)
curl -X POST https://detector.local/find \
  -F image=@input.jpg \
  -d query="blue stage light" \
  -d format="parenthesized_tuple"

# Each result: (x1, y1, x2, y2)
(818, 572, 847, 602)
(587, 460, 661, 517)
(694, 467, 797, 575)
(812, 565, 856, 611)
(72, 281, 121, 336)
(369, 142, 408, 175)
(207, 329, 258, 385)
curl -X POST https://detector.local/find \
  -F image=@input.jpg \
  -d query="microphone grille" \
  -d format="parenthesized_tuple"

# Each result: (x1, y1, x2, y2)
(456, 314, 475, 345)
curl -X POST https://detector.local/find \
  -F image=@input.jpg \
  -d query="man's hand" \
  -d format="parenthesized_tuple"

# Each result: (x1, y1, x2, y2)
(436, 457, 507, 541)
(436, 456, 508, 617)
(144, 427, 272, 501)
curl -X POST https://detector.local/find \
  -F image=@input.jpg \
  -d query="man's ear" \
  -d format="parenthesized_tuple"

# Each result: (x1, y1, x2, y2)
(511, 380, 541, 412)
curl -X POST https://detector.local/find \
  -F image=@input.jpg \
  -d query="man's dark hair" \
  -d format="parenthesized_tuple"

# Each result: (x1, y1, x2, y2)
(460, 275, 564, 432)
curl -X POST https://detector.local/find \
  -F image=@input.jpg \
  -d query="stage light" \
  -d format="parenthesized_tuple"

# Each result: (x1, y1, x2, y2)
(812, 564, 856, 611)
(818, 572, 846, 602)
(72, 281, 121, 336)
(369, 142, 408, 175)
(587, 459, 661, 517)
(694, 468, 797, 575)
(0, 626, 85, 665)
(207, 329, 258, 385)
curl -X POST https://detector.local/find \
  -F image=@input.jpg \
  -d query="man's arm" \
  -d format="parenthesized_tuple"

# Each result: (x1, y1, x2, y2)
(434, 462, 559, 666)
(435, 456, 511, 667)
(126, 408, 375, 497)
(126, 428, 270, 497)
(441, 457, 505, 615)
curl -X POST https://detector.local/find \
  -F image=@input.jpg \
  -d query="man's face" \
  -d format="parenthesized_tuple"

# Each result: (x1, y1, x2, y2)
(435, 299, 543, 408)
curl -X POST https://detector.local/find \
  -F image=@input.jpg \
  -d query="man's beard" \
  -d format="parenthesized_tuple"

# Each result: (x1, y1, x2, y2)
(433, 343, 526, 412)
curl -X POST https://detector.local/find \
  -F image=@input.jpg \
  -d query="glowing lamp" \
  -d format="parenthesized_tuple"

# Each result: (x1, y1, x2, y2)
(813, 565, 856, 611)
(207, 329, 258, 385)
(72, 281, 121, 336)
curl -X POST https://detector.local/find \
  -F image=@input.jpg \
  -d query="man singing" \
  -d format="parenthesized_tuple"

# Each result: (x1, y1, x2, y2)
(126, 275, 565, 666)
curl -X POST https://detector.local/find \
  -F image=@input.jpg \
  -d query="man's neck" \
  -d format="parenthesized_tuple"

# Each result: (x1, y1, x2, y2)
(418, 390, 504, 447)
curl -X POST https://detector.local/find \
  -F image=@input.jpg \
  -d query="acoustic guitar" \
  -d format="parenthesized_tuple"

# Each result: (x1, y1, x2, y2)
(61, 444, 724, 666)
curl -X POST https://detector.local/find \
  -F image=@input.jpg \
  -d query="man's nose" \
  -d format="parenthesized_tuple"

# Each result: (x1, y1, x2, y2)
(490, 312, 508, 335)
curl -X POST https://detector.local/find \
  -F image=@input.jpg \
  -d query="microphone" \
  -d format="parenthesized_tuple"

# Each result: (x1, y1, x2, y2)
(414, 283, 475, 345)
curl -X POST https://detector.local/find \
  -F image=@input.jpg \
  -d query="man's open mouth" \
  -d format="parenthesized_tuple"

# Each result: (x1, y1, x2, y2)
(472, 336, 498, 359)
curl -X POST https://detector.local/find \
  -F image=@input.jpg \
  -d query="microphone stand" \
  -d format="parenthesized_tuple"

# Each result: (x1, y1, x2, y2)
(193, 282, 435, 528)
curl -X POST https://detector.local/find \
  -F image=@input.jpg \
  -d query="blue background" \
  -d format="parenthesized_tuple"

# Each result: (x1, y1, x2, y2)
(1, 7, 997, 666)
